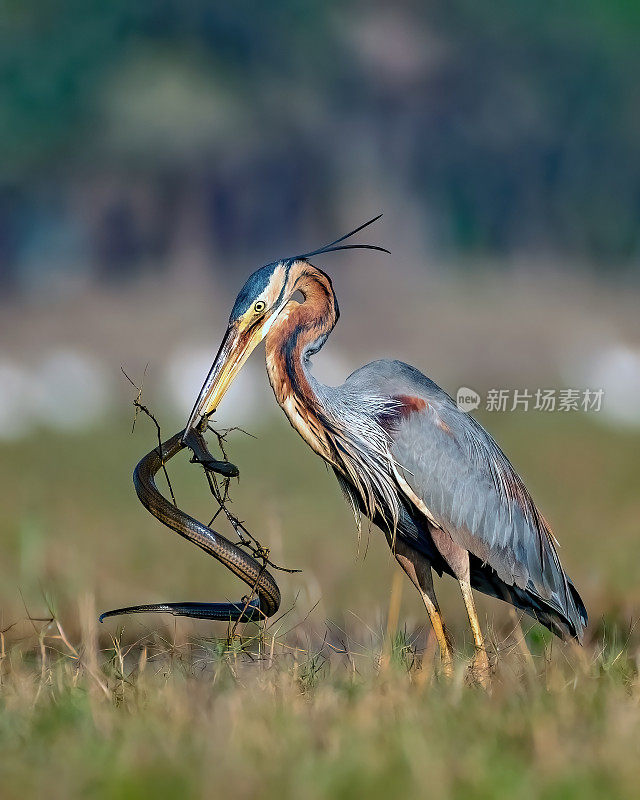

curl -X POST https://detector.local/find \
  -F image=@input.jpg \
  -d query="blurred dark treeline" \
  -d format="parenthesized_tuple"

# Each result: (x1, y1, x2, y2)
(1, 0, 639, 293)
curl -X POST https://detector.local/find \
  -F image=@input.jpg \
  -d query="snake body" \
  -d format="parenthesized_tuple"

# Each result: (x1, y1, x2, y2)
(99, 429, 281, 624)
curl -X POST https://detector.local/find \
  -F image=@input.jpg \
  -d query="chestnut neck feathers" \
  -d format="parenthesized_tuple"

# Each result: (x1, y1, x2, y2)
(264, 261, 401, 529)
(265, 262, 337, 408)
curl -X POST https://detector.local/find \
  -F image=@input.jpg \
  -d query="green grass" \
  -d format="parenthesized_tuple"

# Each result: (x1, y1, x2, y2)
(1, 413, 639, 799)
(1, 621, 638, 800)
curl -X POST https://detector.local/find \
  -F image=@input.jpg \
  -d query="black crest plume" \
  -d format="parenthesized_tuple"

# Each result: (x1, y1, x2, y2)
(286, 214, 389, 262)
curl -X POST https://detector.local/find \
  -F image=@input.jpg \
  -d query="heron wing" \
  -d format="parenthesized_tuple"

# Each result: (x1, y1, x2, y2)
(345, 360, 586, 635)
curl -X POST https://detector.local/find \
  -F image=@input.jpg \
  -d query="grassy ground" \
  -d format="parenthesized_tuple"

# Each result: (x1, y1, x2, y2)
(1, 620, 638, 800)
(1, 413, 639, 798)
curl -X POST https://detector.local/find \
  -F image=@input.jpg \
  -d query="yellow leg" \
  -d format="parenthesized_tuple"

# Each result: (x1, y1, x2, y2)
(423, 600, 453, 678)
(459, 579, 490, 687)
(394, 542, 452, 677)
(429, 527, 491, 687)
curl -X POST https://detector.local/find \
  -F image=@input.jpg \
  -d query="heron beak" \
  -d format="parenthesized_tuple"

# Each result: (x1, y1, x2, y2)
(183, 320, 264, 439)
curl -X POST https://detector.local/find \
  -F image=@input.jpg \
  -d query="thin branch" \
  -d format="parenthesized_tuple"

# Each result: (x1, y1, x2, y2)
(118, 367, 301, 629)
(121, 366, 177, 507)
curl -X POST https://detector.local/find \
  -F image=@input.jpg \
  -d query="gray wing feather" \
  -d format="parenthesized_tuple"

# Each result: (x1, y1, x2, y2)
(346, 360, 585, 636)
(393, 398, 573, 616)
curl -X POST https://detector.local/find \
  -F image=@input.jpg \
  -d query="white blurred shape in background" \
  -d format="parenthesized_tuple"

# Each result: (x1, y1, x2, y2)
(309, 349, 351, 388)
(0, 349, 112, 440)
(0, 360, 34, 440)
(32, 349, 112, 432)
(564, 342, 640, 428)
(163, 345, 270, 429)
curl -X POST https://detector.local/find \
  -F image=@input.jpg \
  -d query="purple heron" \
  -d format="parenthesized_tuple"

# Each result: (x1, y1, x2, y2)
(182, 217, 587, 676)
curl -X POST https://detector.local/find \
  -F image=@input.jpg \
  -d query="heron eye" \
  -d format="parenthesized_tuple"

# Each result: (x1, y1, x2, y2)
(254, 301, 266, 314)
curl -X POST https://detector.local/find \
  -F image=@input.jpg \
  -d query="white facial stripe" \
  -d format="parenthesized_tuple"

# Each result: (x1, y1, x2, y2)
(264, 263, 288, 305)
(248, 263, 293, 334)
(260, 307, 281, 337)
(242, 263, 288, 318)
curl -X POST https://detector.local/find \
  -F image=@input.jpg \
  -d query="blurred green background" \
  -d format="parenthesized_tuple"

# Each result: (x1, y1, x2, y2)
(1, 1, 639, 643)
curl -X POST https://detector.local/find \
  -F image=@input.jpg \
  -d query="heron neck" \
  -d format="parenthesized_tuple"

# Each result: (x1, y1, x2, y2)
(264, 263, 401, 529)
(264, 264, 338, 458)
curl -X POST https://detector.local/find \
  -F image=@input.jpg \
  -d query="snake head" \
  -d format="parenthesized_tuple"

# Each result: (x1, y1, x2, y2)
(182, 428, 240, 478)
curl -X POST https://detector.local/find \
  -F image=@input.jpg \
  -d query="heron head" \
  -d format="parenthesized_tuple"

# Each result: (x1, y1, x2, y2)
(183, 260, 294, 438)
(183, 216, 388, 440)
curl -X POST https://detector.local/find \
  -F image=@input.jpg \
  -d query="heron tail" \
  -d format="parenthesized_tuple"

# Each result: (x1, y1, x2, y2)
(470, 559, 588, 643)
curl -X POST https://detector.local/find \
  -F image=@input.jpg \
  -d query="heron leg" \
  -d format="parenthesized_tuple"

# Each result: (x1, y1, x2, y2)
(459, 577, 491, 685)
(394, 541, 452, 677)
(430, 529, 491, 686)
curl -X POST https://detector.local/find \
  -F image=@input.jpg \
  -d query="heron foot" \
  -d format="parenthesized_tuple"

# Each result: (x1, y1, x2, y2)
(467, 647, 491, 689)
(439, 650, 453, 680)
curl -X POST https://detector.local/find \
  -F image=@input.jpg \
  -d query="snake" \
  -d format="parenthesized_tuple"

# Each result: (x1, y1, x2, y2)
(99, 428, 281, 624)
